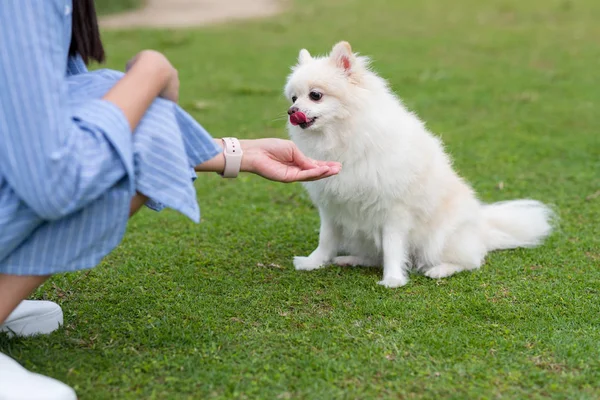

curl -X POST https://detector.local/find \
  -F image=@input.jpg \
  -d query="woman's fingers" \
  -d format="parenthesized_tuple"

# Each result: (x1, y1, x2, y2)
(311, 160, 342, 169)
(290, 165, 341, 182)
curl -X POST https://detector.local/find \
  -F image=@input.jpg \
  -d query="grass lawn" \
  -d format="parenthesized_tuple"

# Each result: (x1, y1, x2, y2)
(95, 0, 143, 16)
(2, 0, 600, 398)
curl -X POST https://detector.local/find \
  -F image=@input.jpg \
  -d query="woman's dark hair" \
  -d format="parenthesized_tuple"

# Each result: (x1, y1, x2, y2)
(69, 0, 105, 65)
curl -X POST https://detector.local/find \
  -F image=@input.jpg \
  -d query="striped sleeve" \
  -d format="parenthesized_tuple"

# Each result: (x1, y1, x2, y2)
(0, 0, 134, 220)
(67, 54, 89, 76)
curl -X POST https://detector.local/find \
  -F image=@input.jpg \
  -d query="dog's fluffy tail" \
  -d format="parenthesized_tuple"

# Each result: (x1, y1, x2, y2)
(482, 199, 555, 251)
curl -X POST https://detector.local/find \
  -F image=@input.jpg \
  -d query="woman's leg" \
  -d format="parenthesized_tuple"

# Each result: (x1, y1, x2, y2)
(129, 192, 149, 217)
(0, 275, 50, 325)
(0, 193, 149, 326)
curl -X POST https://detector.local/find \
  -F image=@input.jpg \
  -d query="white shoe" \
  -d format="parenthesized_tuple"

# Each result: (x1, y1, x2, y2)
(0, 352, 76, 400)
(0, 300, 63, 337)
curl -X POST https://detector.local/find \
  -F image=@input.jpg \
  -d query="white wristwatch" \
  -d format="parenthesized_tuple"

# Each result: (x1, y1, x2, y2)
(220, 137, 243, 178)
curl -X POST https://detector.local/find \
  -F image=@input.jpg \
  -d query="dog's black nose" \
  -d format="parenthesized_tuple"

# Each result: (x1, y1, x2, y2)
(287, 106, 299, 116)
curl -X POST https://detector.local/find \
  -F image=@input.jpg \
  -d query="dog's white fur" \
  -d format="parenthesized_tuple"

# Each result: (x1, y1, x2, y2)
(284, 41, 555, 288)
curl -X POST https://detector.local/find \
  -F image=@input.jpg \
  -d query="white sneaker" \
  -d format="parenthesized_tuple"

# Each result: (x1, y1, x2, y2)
(0, 352, 77, 400)
(0, 300, 63, 337)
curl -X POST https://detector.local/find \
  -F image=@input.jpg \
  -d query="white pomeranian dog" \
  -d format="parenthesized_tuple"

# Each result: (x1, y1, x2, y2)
(284, 41, 555, 288)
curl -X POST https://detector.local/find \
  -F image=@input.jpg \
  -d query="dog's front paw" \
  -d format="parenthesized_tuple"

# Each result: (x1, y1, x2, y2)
(377, 275, 408, 288)
(333, 255, 379, 267)
(424, 263, 464, 279)
(293, 256, 326, 271)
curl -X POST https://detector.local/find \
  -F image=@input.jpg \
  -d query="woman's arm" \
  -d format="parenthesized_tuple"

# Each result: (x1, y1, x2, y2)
(195, 139, 341, 182)
(103, 50, 176, 131)
(193, 139, 227, 173)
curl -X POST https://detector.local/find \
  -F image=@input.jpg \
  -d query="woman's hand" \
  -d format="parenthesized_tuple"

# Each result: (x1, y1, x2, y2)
(125, 50, 179, 103)
(240, 138, 341, 182)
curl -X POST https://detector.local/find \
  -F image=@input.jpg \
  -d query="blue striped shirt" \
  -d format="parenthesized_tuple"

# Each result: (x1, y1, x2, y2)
(0, 0, 220, 275)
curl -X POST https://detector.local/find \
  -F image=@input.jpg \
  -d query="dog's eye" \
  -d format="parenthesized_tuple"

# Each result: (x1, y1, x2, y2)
(291, 96, 298, 103)
(309, 91, 322, 101)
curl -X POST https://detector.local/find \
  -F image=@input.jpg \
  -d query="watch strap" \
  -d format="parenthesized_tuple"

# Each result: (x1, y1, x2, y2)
(221, 137, 243, 178)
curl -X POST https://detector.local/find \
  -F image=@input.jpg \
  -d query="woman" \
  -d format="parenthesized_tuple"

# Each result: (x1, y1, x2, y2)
(0, 1, 340, 398)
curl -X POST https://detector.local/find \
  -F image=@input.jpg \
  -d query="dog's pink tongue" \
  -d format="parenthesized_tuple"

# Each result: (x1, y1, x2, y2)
(290, 111, 307, 126)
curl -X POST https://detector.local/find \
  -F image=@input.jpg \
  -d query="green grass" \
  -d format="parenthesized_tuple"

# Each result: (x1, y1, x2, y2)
(95, 0, 143, 16)
(2, 0, 600, 398)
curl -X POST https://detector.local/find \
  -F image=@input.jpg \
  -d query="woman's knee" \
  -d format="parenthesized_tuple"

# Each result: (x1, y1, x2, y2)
(129, 193, 149, 217)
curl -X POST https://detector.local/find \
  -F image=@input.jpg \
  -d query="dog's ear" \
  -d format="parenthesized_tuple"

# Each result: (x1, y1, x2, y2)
(298, 49, 312, 64)
(330, 41, 355, 73)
